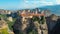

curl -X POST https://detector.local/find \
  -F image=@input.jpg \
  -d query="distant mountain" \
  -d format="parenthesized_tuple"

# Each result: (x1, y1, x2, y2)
(39, 5, 60, 16)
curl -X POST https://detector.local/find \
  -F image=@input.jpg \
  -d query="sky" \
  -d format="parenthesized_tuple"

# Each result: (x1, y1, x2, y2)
(0, 0, 60, 10)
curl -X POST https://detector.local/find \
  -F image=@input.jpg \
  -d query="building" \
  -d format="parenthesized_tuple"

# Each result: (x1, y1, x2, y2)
(7, 17, 13, 22)
(0, 10, 12, 14)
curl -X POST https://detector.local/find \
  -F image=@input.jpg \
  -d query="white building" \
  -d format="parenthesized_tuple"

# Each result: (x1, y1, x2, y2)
(7, 17, 13, 22)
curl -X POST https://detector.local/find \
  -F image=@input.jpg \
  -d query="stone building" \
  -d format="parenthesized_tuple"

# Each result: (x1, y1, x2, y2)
(7, 17, 13, 22)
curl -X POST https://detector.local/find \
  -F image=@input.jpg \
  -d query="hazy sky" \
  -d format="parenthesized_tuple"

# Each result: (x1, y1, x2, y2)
(0, 0, 60, 9)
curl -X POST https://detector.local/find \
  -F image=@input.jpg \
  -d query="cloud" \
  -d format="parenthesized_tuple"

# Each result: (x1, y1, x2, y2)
(24, 1, 54, 6)
(56, 0, 60, 4)
(18, 0, 60, 9)
(39, 1, 53, 5)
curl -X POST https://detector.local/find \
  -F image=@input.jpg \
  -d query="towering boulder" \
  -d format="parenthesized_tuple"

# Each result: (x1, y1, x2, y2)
(50, 18, 60, 34)
(12, 16, 48, 34)
(46, 14, 59, 34)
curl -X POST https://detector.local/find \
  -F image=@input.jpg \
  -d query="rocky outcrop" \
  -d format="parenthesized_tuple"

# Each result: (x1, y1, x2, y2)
(50, 18, 60, 34)
(0, 18, 14, 34)
(12, 16, 34, 34)
(12, 16, 48, 34)
(46, 14, 59, 34)
(0, 18, 8, 29)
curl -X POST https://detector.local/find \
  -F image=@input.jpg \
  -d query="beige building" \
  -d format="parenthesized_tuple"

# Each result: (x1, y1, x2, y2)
(7, 17, 13, 22)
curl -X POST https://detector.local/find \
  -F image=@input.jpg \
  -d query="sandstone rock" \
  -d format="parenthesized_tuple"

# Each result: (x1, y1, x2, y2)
(12, 16, 48, 34)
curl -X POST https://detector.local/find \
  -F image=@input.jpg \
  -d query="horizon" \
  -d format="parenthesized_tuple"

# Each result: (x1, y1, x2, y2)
(0, 0, 60, 16)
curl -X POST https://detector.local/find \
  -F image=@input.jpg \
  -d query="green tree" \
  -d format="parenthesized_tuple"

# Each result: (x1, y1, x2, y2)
(40, 16, 46, 24)
(32, 16, 40, 23)
(29, 30, 38, 34)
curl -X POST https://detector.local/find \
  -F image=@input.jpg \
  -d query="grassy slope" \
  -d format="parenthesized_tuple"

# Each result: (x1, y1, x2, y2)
(0, 28, 9, 34)
(0, 14, 16, 30)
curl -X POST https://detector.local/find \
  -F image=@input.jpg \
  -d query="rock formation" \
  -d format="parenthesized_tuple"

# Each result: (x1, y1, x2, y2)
(46, 14, 59, 34)
(0, 18, 14, 34)
(50, 18, 60, 34)
(12, 16, 48, 34)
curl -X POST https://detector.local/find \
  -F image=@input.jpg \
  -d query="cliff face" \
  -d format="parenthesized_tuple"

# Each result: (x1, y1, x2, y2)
(12, 16, 34, 34)
(12, 16, 48, 34)
(46, 14, 58, 30)
(50, 18, 60, 34)
(46, 14, 60, 34)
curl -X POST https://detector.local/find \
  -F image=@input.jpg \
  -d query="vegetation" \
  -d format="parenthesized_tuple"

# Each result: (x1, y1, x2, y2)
(0, 14, 6, 18)
(0, 14, 46, 34)
(32, 16, 46, 24)
(40, 16, 46, 24)
(7, 18, 16, 30)
(29, 30, 38, 34)
(32, 16, 40, 23)
(0, 28, 9, 34)
(0, 14, 16, 30)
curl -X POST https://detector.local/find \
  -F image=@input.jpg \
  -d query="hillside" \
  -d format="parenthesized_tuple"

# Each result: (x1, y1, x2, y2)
(39, 5, 60, 16)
